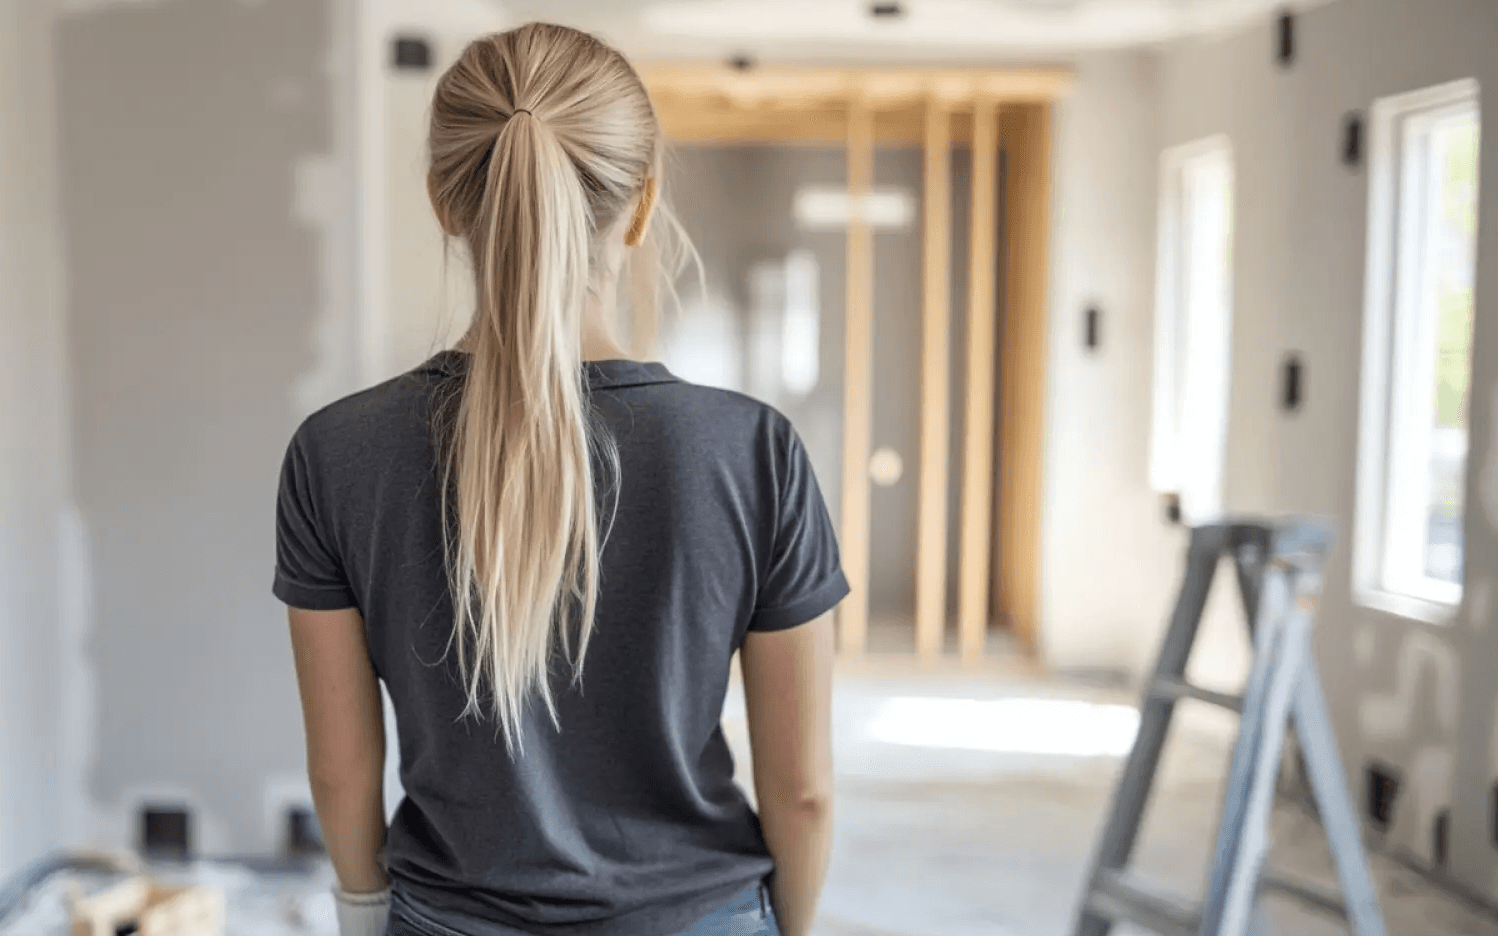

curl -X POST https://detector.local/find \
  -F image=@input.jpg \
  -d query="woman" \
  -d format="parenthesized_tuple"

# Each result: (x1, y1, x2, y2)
(274, 23, 847, 936)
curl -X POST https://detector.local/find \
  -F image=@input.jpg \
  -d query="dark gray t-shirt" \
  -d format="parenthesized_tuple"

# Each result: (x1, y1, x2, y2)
(273, 352, 848, 936)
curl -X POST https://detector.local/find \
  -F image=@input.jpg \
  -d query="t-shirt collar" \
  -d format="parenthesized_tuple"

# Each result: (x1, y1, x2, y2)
(584, 359, 678, 391)
(422, 350, 679, 391)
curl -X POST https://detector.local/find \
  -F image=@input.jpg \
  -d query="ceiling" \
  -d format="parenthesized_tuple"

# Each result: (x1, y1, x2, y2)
(486, 0, 1339, 59)
(55, 0, 1342, 61)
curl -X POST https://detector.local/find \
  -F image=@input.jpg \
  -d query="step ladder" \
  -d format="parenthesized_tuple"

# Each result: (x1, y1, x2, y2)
(1071, 519, 1388, 936)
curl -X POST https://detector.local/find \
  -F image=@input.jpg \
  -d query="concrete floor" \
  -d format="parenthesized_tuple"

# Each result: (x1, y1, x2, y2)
(7, 662, 1496, 935)
(721, 662, 1498, 936)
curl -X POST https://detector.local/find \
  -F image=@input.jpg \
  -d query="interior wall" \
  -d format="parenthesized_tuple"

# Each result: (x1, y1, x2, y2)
(54, 0, 359, 855)
(1040, 50, 1207, 680)
(0, 0, 81, 880)
(373, 20, 499, 380)
(1153, 0, 1498, 895)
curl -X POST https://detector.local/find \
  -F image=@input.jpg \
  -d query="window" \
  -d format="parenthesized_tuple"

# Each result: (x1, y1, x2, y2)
(746, 249, 822, 404)
(1150, 137, 1236, 525)
(778, 249, 821, 395)
(1355, 79, 1481, 619)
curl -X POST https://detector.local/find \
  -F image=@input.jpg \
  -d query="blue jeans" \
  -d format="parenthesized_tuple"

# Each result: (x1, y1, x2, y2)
(386, 882, 780, 936)
(672, 881, 780, 936)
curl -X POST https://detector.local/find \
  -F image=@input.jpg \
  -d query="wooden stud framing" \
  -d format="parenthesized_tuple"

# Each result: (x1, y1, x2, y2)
(638, 64, 1071, 112)
(647, 101, 972, 147)
(915, 99, 952, 662)
(70, 877, 224, 936)
(637, 63, 1068, 661)
(958, 98, 1000, 664)
(640, 64, 1071, 147)
(837, 97, 875, 657)
(996, 103, 1054, 652)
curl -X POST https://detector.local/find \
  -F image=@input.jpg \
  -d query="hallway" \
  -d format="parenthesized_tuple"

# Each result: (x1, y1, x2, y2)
(5, 1, 1498, 933)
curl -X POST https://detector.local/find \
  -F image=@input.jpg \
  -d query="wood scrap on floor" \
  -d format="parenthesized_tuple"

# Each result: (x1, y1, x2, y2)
(68, 877, 223, 936)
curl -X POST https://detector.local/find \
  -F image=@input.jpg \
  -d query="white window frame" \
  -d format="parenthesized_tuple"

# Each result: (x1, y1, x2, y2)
(1150, 135, 1236, 526)
(1353, 78, 1480, 624)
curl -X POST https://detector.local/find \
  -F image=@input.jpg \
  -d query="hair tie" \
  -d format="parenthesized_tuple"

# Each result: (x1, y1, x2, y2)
(511, 108, 533, 118)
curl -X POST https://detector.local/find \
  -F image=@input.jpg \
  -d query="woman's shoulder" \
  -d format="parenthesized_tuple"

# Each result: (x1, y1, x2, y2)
(622, 376, 802, 448)
(288, 365, 439, 465)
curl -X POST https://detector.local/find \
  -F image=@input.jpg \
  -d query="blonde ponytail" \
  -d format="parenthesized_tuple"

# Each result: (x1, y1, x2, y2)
(426, 24, 661, 749)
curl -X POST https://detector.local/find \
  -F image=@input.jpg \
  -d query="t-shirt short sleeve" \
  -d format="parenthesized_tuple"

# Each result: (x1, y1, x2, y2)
(749, 427, 850, 632)
(273, 432, 358, 611)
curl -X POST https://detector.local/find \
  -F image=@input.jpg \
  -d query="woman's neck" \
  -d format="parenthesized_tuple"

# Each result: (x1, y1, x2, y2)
(580, 311, 631, 364)
(454, 310, 632, 364)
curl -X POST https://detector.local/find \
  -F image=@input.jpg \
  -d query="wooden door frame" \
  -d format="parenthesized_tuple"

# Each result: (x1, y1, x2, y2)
(639, 64, 1067, 660)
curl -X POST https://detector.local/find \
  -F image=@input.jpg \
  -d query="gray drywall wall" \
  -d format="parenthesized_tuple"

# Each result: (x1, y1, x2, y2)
(0, 0, 81, 879)
(54, 0, 356, 854)
(1154, 0, 1498, 896)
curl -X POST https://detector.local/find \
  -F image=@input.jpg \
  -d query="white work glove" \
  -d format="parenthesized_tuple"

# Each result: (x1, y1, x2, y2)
(334, 886, 390, 936)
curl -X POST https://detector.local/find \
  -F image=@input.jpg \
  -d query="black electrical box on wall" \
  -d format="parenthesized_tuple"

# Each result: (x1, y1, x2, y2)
(1365, 763, 1400, 830)
(141, 805, 192, 860)
(1282, 352, 1304, 412)
(393, 35, 432, 71)
(286, 806, 324, 857)
(1276, 11, 1296, 66)
(1343, 112, 1364, 168)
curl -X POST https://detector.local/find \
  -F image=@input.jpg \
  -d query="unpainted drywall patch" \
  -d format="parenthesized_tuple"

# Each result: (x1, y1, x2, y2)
(1353, 624, 1376, 669)
(1470, 577, 1492, 631)
(1385, 744, 1454, 866)
(1358, 629, 1459, 742)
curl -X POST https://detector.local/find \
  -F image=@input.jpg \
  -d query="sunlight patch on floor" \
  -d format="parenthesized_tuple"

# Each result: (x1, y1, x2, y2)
(864, 697, 1141, 757)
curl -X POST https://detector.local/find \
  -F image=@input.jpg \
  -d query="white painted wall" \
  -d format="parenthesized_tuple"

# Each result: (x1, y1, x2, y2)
(382, 58, 474, 376)
(1041, 52, 1189, 678)
(357, 0, 502, 384)
(0, 0, 84, 880)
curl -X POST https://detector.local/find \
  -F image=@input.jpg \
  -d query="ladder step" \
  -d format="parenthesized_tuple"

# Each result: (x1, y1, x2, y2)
(1260, 869, 1348, 919)
(1151, 677, 1244, 712)
(1085, 870, 1201, 936)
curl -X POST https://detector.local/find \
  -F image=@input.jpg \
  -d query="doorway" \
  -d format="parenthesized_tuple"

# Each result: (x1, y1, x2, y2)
(639, 63, 1067, 664)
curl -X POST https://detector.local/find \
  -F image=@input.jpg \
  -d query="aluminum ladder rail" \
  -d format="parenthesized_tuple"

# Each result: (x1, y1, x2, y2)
(1071, 519, 1388, 936)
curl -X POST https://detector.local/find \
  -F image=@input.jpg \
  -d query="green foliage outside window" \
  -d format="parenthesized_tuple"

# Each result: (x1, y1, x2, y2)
(1433, 119, 1479, 431)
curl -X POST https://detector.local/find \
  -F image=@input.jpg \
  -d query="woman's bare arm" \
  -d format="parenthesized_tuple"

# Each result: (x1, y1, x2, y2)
(740, 615, 835, 936)
(287, 606, 388, 895)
